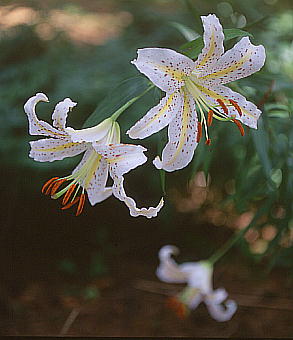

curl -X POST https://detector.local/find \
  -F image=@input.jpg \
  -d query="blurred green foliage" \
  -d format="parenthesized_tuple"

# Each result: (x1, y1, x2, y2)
(0, 0, 292, 278)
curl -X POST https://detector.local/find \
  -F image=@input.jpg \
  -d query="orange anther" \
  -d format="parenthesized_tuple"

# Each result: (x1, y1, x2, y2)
(232, 119, 245, 136)
(166, 297, 187, 320)
(207, 110, 213, 126)
(196, 122, 202, 143)
(205, 138, 212, 146)
(62, 184, 77, 206)
(50, 178, 67, 196)
(216, 99, 228, 115)
(42, 177, 59, 194)
(229, 99, 242, 116)
(61, 196, 80, 210)
(76, 193, 86, 216)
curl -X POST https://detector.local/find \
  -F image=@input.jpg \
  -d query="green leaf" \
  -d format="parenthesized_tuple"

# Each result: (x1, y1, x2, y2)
(169, 22, 199, 41)
(223, 28, 253, 40)
(183, 0, 203, 35)
(82, 76, 150, 128)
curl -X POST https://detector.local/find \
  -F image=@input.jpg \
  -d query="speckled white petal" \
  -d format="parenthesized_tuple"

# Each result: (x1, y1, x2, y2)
(72, 148, 112, 205)
(65, 118, 113, 143)
(132, 48, 194, 94)
(156, 245, 189, 283)
(194, 14, 224, 74)
(199, 37, 265, 85)
(127, 92, 183, 139)
(52, 98, 77, 130)
(153, 92, 198, 172)
(29, 137, 87, 162)
(205, 299, 237, 322)
(112, 176, 164, 218)
(24, 93, 67, 138)
(94, 144, 147, 177)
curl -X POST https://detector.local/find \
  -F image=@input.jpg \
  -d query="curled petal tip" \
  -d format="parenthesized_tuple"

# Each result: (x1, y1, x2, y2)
(153, 156, 163, 169)
(159, 245, 180, 260)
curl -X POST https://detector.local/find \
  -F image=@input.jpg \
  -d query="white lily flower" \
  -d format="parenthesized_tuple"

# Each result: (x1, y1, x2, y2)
(24, 93, 164, 217)
(157, 245, 237, 322)
(127, 14, 266, 171)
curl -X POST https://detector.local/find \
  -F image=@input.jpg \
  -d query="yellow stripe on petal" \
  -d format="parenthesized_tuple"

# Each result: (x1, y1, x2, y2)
(200, 49, 253, 80)
(166, 92, 190, 166)
(196, 31, 216, 69)
(34, 142, 78, 152)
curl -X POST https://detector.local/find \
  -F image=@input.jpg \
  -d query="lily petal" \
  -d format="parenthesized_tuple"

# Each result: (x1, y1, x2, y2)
(127, 92, 183, 139)
(195, 14, 224, 74)
(156, 245, 189, 283)
(94, 143, 147, 176)
(29, 138, 87, 162)
(205, 299, 237, 322)
(112, 176, 164, 218)
(181, 262, 213, 294)
(196, 83, 261, 128)
(199, 37, 265, 85)
(65, 117, 114, 143)
(24, 93, 67, 138)
(153, 92, 198, 171)
(131, 48, 194, 94)
(52, 98, 77, 130)
(72, 148, 112, 205)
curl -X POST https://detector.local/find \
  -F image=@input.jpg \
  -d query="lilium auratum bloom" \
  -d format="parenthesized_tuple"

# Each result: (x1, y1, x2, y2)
(128, 14, 266, 171)
(157, 245, 237, 322)
(24, 93, 163, 217)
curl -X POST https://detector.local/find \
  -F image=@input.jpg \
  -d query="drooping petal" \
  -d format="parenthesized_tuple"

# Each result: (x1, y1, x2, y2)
(195, 83, 261, 128)
(127, 92, 183, 139)
(52, 98, 77, 130)
(153, 92, 198, 172)
(29, 137, 87, 162)
(194, 14, 224, 74)
(205, 299, 237, 322)
(112, 176, 164, 218)
(199, 37, 265, 85)
(93, 143, 147, 177)
(72, 148, 112, 205)
(132, 48, 194, 94)
(65, 117, 114, 143)
(24, 93, 67, 138)
(156, 245, 189, 283)
(180, 262, 213, 295)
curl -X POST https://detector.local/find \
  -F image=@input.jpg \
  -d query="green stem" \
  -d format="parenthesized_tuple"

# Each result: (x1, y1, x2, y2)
(208, 196, 275, 265)
(110, 83, 155, 121)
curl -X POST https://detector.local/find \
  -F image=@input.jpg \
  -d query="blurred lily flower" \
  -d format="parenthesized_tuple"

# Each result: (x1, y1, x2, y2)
(157, 245, 237, 322)
(128, 14, 265, 171)
(24, 93, 163, 217)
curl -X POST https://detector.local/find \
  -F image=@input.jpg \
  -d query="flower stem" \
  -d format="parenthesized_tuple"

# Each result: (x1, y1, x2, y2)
(208, 196, 274, 265)
(110, 83, 155, 121)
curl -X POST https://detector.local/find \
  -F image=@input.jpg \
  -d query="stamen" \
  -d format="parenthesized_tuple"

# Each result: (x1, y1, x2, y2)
(61, 196, 80, 210)
(196, 122, 202, 143)
(76, 193, 86, 216)
(205, 138, 212, 146)
(50, 178, 67, 196)
(42, 177, 59, 194)
(62, 184, 77, 206)
(207, 110, 213, 126)
(232, 119, 245, 136)
(229, 99, 242, 116)
(166, 297, 187, 320)
(216, 99, 228, 115)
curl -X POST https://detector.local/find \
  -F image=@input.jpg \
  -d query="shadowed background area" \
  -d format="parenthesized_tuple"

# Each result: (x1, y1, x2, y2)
(0, 0, 292, 337)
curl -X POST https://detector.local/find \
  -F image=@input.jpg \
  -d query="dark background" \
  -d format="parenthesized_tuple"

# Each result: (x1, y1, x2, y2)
(0, 0, 292, 336)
